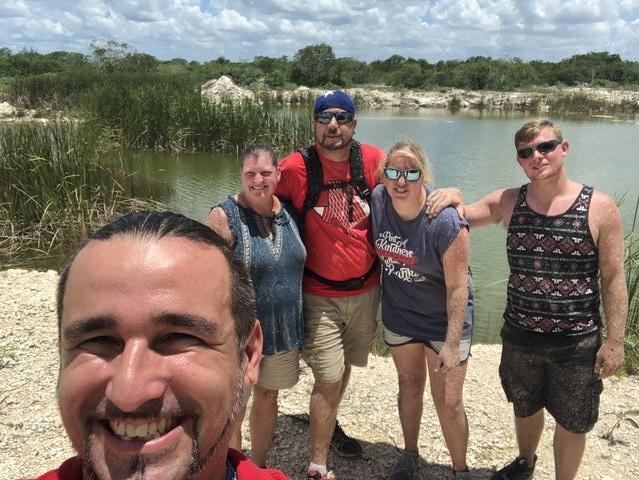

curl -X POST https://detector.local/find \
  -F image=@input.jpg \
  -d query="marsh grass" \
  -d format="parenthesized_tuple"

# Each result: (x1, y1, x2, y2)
(623, 196, 639, 374)
(9, 71, 314, 152)
(0, 121, 168, 268)
(83, 76, 313, 152)
(547, 92, 639, 116)
(9, 70, 103, 110)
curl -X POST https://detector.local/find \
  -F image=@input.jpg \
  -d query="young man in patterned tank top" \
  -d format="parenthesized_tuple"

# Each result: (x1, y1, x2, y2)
(425, 119, 627, 480)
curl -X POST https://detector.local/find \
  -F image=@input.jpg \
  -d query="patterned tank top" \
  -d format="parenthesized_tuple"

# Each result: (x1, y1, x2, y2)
(504, 184, 600, 335)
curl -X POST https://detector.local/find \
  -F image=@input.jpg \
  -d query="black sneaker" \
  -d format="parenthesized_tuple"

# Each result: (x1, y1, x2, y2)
(329, 420, 362, 458)
(390, 451, 419, 480)
(491, 455, 537, 480)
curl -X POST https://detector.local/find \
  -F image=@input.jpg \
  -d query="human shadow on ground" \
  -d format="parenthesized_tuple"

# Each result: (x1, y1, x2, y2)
(263, 413, 496, 480)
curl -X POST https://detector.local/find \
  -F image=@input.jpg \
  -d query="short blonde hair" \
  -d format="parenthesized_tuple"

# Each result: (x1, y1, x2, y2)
(514, 119, 563, 146)
(380, 141, 434, 185)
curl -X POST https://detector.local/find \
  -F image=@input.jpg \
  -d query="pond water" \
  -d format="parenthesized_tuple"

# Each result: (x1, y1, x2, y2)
(134, 109, 639, 343)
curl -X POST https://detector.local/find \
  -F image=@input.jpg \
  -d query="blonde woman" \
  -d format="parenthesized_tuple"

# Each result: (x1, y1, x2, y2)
(371, 141, 473, 480)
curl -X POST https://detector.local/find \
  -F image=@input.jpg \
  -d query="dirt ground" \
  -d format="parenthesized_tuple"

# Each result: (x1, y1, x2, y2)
(1, 269, 638, 480)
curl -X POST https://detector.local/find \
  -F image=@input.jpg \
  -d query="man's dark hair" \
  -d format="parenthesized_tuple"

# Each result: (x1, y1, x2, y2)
(56, 211, 257, 350)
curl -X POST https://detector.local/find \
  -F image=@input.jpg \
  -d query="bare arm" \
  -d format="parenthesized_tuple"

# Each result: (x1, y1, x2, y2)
(591, 192, 627, 378)
(204, 206, 235, 247)
(437, 226, 470, 373)
(426, 188, 515, 229)
(463, 189, 513, 228)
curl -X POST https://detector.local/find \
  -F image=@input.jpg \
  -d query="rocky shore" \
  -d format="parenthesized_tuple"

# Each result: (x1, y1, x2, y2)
(3, 78, 638, 122)
(200, 75, 639, 113)
(1, 269, 638, 480)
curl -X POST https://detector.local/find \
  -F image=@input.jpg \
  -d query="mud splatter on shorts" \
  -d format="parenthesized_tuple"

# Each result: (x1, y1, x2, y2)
(499, 332, 603, 433)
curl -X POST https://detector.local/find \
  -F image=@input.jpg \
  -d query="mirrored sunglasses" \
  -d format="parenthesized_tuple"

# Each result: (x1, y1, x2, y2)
(516, 139, 562, 159)
(384, 167, 422, 181)
(315, 111, 354, 125)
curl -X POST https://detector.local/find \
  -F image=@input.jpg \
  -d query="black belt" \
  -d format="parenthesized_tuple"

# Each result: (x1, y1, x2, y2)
(304, 258, 379, 291)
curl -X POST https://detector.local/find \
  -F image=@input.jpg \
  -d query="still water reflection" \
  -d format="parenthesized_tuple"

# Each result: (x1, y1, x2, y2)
(138, 109, 639, 342)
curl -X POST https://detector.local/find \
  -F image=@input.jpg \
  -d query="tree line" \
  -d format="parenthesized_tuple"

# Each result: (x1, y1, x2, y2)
(1, 41, 639, 92)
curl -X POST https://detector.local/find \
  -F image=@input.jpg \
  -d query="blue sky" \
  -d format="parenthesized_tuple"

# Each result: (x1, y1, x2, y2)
(1, 1, 638, 62)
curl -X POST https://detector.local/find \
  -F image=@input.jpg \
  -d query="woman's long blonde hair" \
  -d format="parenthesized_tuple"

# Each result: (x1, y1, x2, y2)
(380, 140, 434, 185)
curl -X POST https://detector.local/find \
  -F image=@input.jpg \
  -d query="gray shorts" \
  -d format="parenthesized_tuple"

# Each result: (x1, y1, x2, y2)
(383, 326, 471, 363)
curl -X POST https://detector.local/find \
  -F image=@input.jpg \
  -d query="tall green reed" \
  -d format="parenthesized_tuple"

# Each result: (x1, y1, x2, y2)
(0, 121, 167, 268)
(82, 74, 313, 152)
(9, 70, 103, 110)
(3, 72, 313, 268)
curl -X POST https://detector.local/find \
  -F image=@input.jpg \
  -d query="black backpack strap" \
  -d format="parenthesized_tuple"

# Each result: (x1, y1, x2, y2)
(348, 140, 371, 204)
(299, 145, 324, 223)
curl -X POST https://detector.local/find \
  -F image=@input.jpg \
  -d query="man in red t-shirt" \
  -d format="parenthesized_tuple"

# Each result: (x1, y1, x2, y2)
(29, 211, 289, 480)
(277, 90, 384, 479)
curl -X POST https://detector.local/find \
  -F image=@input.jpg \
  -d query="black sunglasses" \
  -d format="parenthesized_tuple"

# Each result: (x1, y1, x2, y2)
(315, 111, 354, 125)
(384, 167, 422, 181)
(516, 139, 562, 159)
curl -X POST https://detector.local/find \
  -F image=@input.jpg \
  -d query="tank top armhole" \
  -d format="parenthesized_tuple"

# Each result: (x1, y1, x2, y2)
(579, 185, 597, 250)
(506, 184, 528, 229)
(218, 197, 240, 241)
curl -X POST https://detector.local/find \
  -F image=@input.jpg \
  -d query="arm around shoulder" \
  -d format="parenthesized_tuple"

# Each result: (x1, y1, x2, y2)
(426, 187, 516, 228)
(463, 188, 517, 228)
(425, 187, 465, 218)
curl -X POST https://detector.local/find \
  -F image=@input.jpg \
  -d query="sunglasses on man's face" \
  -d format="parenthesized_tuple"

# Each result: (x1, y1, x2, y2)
(516, 139, 562, 159)
(383, 167, 422, 181)
(315, 111, 354, 125)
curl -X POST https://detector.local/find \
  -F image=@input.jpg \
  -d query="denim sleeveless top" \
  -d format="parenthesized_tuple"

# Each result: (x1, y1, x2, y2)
(219, 197, 306, 355)
(504, 184, 600, 335)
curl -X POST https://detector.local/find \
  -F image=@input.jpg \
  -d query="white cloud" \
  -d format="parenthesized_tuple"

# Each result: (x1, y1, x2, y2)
(0, 0, 29, 18)
(0, 0, 637, 61)
(108, 1, 164, 23)
(213, 8, 267, 32)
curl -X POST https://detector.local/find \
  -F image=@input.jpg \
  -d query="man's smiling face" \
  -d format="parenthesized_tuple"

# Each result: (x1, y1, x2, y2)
(57, 235, 259, 480)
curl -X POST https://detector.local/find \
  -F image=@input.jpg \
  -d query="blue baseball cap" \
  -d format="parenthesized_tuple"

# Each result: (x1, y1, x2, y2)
(313, 90, 355, 116)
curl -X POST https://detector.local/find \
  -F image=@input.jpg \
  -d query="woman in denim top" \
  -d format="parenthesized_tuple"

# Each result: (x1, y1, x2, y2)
(206, 144, 306, 468)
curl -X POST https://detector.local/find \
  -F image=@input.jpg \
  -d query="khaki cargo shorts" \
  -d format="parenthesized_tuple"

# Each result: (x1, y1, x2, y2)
(257, 348, 301, 390)
(302, 287, 380, 383)
(241, 348, 301, 406)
